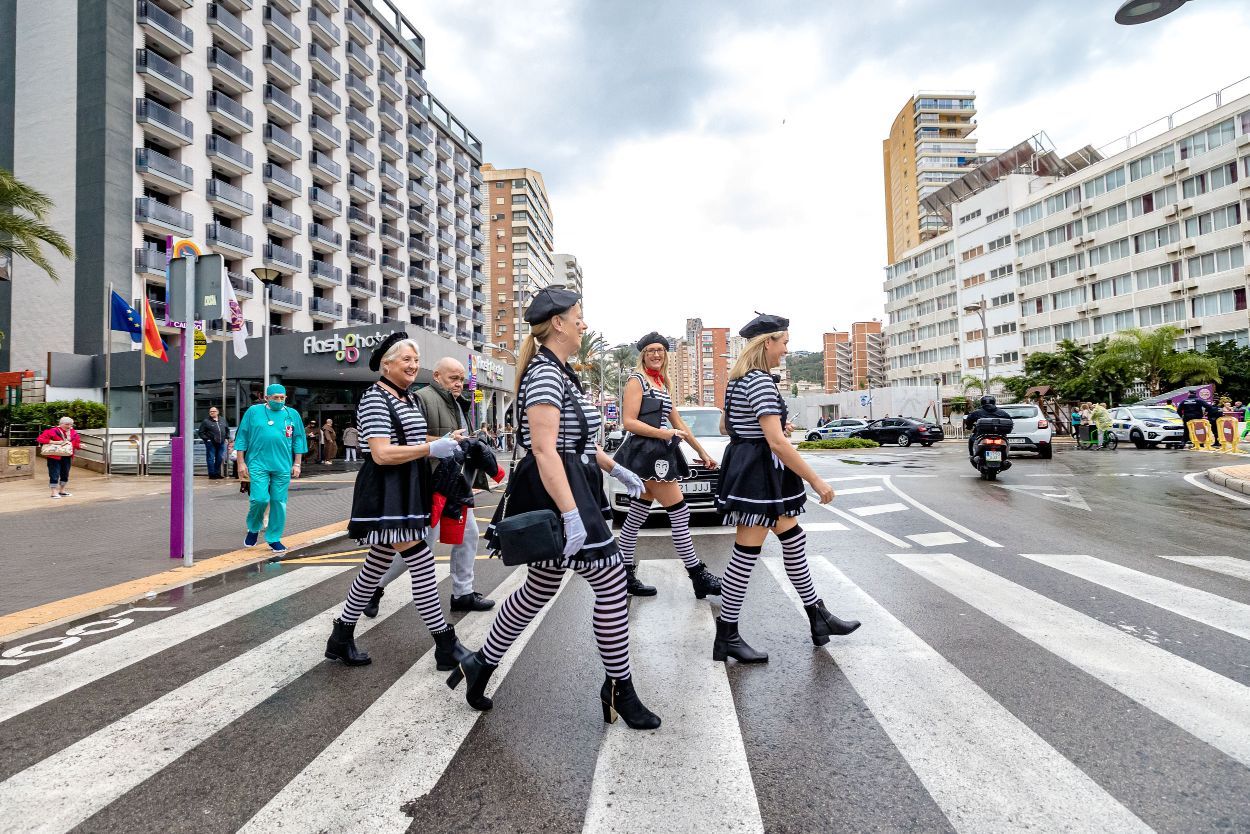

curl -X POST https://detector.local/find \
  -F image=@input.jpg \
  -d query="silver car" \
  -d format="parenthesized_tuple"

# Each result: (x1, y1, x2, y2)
(805, 419, 869, 442)
(1107, 406, 1186, 449)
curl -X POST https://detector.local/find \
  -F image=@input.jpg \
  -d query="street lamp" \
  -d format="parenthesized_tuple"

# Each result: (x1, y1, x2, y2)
(963, 296, 991, 394)
(251, 266, 281, 386)
(1115, 0, 1190, 24)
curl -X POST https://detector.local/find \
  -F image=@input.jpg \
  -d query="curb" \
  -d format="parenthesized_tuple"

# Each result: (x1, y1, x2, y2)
(1204, 467, 1250, 496)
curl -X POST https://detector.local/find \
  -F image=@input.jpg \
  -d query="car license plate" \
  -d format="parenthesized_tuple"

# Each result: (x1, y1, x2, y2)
(681, 481, 711, 495)
(985, 451, 1002, 461)
(1008, 437, 1029, 445)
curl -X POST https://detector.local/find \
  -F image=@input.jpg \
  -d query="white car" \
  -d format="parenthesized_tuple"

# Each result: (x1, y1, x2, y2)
(996, 403, 1054, 459)
(606, 406, 728, 522)
(805, 419, 870, 441)
(1107, 406, 1186, 449)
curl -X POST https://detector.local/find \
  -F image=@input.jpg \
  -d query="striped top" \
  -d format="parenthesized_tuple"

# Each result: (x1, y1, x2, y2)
(357, 383, 428, 451)
(519, 349, 602, 453)
(628, 371, 673, 429)
(723, 369, 784, 440)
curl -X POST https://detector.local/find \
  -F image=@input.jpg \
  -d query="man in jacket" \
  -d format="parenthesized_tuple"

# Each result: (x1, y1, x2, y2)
(198, 406, 229, 480)
(1177, 390, 1207, 447)
(963, 395, 1008, 456)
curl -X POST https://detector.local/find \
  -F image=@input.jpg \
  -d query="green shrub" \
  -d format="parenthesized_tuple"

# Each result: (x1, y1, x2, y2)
(7, 400, 107, 431)
(798, 438, 881, 450)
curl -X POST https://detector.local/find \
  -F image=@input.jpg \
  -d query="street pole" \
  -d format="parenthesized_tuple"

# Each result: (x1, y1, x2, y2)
(178, 254, 196, 567)
(263, 284, 270, 387)
(103, 281, 112, 476)
(979, 295, 990, 392)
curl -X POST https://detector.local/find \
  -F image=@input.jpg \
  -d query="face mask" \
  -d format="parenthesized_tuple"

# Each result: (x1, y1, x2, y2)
(267, 399, 285, 412)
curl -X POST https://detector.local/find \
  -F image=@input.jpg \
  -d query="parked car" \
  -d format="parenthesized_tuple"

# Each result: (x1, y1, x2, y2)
(849, 417, 944, 447)
(996, 403, 1054, 459)
(805, 419, 870, 441)
(1107, 406, 1185, 449)
(606, 406, 728, 522)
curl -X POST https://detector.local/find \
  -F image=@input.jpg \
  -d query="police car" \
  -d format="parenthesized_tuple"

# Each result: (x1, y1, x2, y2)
(1106, 406, 1185, 449)
(805, 419, 870, 442)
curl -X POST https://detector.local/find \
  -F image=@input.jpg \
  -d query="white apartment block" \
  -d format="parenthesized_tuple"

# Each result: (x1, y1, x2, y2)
(552, 253, 584, 298)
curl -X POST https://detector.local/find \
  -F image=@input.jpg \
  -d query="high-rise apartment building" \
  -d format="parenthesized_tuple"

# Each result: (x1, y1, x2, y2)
(822, 321, 885, 392)
(480, 165, 555, 363)
(0, 0, 488, 374)
(553, 253, 583, 298)
(882, 91, 985, 263)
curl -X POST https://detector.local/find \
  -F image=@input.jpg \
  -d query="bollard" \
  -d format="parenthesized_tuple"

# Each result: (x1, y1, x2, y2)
(1216, 416, 1240, 453)
(1187, 418, 1215, 451)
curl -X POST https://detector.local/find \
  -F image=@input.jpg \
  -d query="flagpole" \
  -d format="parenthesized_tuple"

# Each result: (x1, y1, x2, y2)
(220, 268, 227, 422)
(103, 282, 112, 475)
(139, 293, 147, 476)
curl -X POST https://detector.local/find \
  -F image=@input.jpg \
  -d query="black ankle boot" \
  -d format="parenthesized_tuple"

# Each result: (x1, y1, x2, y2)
(446, 649, 497, 711)
(623, 564, 657, 597)
(324, 618, 372, 666)
(362, 587, 383, 619)
(804, 599, 861, 646)
(600, 676, 661, 730)
(431, 624, 472, 672)
(712, 617, 768, 663)
(685, 561, 722, 598)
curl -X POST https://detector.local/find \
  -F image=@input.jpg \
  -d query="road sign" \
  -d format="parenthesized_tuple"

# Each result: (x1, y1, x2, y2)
(474, 390, 485, 403)
(193, 329, 207, 360)
(605, 404, 618, 420)
(860, 395, 872, 407)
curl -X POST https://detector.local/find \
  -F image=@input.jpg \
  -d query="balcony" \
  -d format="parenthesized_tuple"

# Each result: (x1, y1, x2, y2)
(136, 97, 193, 146)
(308, 185, 343, 215)
(438, 323, 455, 338)
(135, 147, 193, 193)
(472, 290, 486, 304)
(263, 122, 302, 160)
(438, 274, 455, 290)
(408, 209, 432, 233)
(409, 294, 433, 313)
(268, 283, 303, 310)
(454, 219, 470, 236)
(455, 262, 471, 279)
(313, 0, 340, 10)
(380, 285, 405, 307)
(208, 3, 253, 51)
(206, 133, 253, 175)
(471, 228, 484, 245)
(306, 116, 341, 152)
(262, 83, 301, 124)
(206, 222, 253, 256)
(263, 242, 303, 274)
(309, 78, 342, 114)
(471, 248, 484, 265)
(345, 6, 374, 42)
(347, 205, 376, 232)
(309, 149, 342, 183)
(348, 307, 376, 325)
(437, 229, 454, 247)
(345, 141, 373, 172)
(406, 66, 428, 92)
(404, 95, 430, 122)
(308, 296, 343, 322)
(470, 208, 484, 225)
(309, 260, 343, 288)
(438, 299, 455, 313)
(262, 44, 301, 85)
(379, 101, 403, 131)
(379, 132, 403, 160)
(345, 73, 375, 107)
(455, 241, 471, 258)
(229, 271, 254, 298)
(405, 152, 430, 177)
(453, 152, 470, 173)
(136, 48, 193, 100)
(308, 6, 341, 46)
(380, 223, 405, 246)
(347, 172, 376, 199)
(308, 221, 343, 252)
(262, 162, 302, 199)
(378, 71, 402, 102)
(379, 161, 404, 188)
(207, 90, 253, 133)
(453, 175, 470, 195)
(263, 202, 302, 236)
(348, 274, 376, 298)
(471, 269, 484, 284)
(409, 266, 435, 286)
(137, 0, 193, 54)
(381, 254, 405, 277)
(470, 167, 483, 186)
(408, 185, 433, 209)
(378, 39, 402, 72)
(206, 178, 254, 216)
(435, 136, 453, 157)
(346, 106, 375, 139)
(207, 46, 253, 93)
(345, 41, 373, 75)
(436, 160, 453, 180)
(408, 238, 432, 258)
(348, 240, 376, 265)
(135, 197, 193, 236)
(263, 6, 301, 50)
(309, 42, 342, 80)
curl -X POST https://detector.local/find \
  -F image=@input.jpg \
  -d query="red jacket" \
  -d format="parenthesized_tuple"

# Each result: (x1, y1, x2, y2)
(37, 426, 81, 458)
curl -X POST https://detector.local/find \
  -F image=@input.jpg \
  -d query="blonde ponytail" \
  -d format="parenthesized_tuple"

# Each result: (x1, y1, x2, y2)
(729, 332, 786, 381)
(513, 320, 554, 394)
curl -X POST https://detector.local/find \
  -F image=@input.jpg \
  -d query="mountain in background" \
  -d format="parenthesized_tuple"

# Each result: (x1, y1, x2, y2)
(785, 350, 823, 384)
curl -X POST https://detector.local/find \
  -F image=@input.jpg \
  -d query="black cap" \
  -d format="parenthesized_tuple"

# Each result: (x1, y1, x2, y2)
(739, 311, 789, 339)
(635, 332, 667, 352)
(368, 331, 408, 372)
(524, 287, 581, 324)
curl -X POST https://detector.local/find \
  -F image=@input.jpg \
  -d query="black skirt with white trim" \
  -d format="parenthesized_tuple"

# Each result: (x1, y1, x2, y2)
(714, 438, 806, 527)
(612, 434, 692, 483)
(347, 455, 432, 544)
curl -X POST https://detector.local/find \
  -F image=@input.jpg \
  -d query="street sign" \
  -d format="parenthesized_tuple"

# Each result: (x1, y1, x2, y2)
(474, 390, 485, 403)
(166, 254, 224, 322)
(605, 404, 618, 420)
(193, 329, 207, 360)
(859, 395, 872, 407)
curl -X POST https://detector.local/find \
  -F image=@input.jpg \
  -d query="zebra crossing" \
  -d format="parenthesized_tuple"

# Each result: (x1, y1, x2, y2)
(0, 546, 1248, 833)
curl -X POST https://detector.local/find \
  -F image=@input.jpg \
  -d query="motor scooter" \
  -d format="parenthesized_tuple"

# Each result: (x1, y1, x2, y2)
(970, 416, 1014, 481)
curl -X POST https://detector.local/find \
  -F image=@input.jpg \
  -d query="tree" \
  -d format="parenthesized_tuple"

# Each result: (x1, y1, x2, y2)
(960, 374, 1012, 396)
(571, 331, 608, 398)
(0, 167, 74, 350)
(1087, 326, 1219, 396)
(1188, 340, 1250, 402)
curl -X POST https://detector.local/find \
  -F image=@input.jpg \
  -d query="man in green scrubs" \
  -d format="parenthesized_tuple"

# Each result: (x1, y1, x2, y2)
(235, 383, 308, 553)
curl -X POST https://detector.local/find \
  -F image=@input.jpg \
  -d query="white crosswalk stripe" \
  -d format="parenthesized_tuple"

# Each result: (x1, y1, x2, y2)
(1154, 553, 1250, 583)
(849, 502, 909, 517)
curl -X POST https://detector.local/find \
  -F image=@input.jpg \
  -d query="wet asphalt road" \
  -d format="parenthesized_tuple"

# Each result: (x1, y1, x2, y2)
(1, 442, 1249, 833)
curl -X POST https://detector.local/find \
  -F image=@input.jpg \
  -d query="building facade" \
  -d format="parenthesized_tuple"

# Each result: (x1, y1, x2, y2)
(552, 253, 583, 298)
(823, 321, 885, 392)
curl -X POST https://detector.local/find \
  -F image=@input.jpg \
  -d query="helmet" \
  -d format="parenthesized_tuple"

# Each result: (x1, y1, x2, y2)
(980, 395, 996, 408)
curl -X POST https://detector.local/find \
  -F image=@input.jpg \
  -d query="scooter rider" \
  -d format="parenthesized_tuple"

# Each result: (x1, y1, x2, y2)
(964, 395, 1009, 458)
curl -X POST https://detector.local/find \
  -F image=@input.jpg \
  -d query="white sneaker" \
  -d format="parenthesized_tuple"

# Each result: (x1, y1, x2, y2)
(50, 494, 62, 499)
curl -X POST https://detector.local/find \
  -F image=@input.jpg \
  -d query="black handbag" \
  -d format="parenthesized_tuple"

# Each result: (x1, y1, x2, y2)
(494, 506, 565, 566)
(637, 396, 664, 428)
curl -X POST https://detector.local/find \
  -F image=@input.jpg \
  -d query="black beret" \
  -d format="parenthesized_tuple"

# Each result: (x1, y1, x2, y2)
(524, 287, 581, 324)
(368, 331, 408, 372)
(635, 332, 668, 352)
(739, 311, 790, 339)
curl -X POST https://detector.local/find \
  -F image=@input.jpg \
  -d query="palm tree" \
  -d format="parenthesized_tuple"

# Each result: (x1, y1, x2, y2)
(1088, 326, 1219, 395)
(961, 374, 1012, 397)
(0, 167, 73, 350)
(572, 330, 608, 397)
(608, 343, 639, 402)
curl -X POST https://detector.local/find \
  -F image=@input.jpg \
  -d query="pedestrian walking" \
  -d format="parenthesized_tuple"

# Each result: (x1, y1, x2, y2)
(305, 420, 319, 464)
(198, 406, 229, 480)
(450, 287, 659, 729)
(1176, 390, 1206, 447)
(320, 418, 338, 464)
(234, 384, 308, 553)
(613, 330, 723, 599)
(712, 312, 860, 664)
(37, 416, 80, 499)
(360, 356, 497, 619)
(342, 421, 359, 463)
(323, 333, 468, 670)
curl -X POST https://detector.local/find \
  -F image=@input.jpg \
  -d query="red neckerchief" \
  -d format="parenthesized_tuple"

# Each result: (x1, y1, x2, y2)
(644, 368, 666, 388)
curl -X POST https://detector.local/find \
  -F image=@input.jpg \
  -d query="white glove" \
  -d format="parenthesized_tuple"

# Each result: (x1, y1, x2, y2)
(609, 464, 645, 498)
(427, 437, 460, 459)
(562, 508, 587, 557)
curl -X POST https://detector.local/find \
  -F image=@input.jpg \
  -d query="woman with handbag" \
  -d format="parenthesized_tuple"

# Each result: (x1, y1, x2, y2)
(449, 287, 660, 730)
(712, 313, 860, 664)
(612, 332, 722, 599)
(37, 416, 80, 499)
(323, 333, 469, 670)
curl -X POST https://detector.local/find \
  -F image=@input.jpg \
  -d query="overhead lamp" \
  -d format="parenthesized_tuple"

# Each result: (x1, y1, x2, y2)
(1114, 0, 1190, 24)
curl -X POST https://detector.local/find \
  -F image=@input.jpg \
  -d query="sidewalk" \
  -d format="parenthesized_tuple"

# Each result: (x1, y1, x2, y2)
(1205, 464, 1250, 495)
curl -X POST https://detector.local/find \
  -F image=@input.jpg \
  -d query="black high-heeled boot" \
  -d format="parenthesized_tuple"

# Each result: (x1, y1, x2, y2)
(624, 564, 657, 597)
(600, 676, 661, 730)
(686, 561, 722, 598)
(446, 649, 497, 711)
(712, 617, 768, 663)
(431, 624, 472, 672)
(362, 587, 383, 619)
(324, 618, 372, 666)
(805, 599, 861, 646)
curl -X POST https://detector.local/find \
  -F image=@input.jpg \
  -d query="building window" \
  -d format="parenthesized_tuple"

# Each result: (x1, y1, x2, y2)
(1134, 262, 1181, 290)
(1187, 245, 1244, 279)
(1178, 118, 1235, 160)
(1184, 203, 1241, 237)
(1129, 146, 1175, 181)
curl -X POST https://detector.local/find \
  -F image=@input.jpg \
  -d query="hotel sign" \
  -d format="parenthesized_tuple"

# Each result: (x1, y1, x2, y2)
(302, 331, 391, 364)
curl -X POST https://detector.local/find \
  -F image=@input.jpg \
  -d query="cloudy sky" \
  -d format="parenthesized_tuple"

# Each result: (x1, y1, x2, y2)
(397, 0, 1250, 351)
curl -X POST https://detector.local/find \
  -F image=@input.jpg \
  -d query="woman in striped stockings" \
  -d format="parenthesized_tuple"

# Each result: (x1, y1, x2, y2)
(323, 333, 468, 670)
(712, 313, 861, 663)
(449, 287, 660, 730)
(612, 332, 722, 598)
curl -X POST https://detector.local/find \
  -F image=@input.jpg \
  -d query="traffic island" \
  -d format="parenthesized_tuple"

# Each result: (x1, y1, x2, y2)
(1205, 465, 1250, 495)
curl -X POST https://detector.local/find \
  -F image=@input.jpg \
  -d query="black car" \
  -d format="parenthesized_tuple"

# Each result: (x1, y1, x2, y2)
(850, 418, 944, 447)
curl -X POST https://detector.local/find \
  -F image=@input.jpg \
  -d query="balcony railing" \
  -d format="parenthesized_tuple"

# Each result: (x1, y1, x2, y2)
(308, 185, 342, 214)
(135, 147, 193, 190)
(408, 210, 431, 232)
(348, 240, 376, 262)
(438, 275, 455, 290)
(268, 283, 303, 309)
(408, 239, 432, 258)
(379, 132, 403, 158)
(310, 260, 343, 286)
(378, 71, 402, 100)
(262, 162, 302, 195)
(207, 2, 253, 50)
(229, 272, 254, 297)
(206, 178, 254, 213)
(346, 106, 375, 136)
(380, 193, 404, 216)
(378, 39, 403, 70)
(135, 98, 193, 144)
(408, 266, 434, 283)
(406, 66, 428, 91)
(262, 44, 301, 83)
(345, 73, 374, 105)
(379, 161, 403, 186)
(207, 90, 254, 130)
(263, 5, 301, 48)
(263, 242, 303, 270)
(347, 205, 376, 229)
(309, 296, 342, 319)
(134, 247, 168, 274)
(206, 133, 253, 171)
(309, 113, 342, 146)
(207, 46, 253, 90)
(347, 139, 375, 167)
(206, 221, 254, 253)
(347, 172, 375, 197)
(346, 6, 374, 41)
(136, 48, 193, 97)
(308, 6, 341, 44)
(381, 254, 404, 275)
(137, 0, 193, 53)
(309, 149, 342, 181)
(135, 197, 193, 235)
(409, 295, 433, 312)
(348, 307, 376, 325)
(263, 83, 301, 122)
(348, 274, 376, 294)
(380, 223, 405, 245)
(263, 122, 302, 158)
(308, 221, 342, 247)
(309, 42, 342, 79)
(263, 202, 301, 232)
(379, 102, 403, 129)
(381, 285, 406, 305)
(345, 41, 373, 74)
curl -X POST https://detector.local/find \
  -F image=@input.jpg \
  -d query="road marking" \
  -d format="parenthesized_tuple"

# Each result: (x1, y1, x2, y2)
(1020, 554, 1250, 642)
(994, 484, 1091, 511)
(0, 572, 438, 833)
(906, 532, 967, 547)
(239, 566, 558, 834)
(1183, 471, 1250, 506)
(0, 567, 349, 725)
(803, 521, 849, 532)
(765, 558, 1151, 833)
(835, 486, 884, 496)
(808, 497, 910, 549)
(890, 553, 1250, 768)
(849, 503, 908, 517)
(882, 476, 1002, 548)
(1155, 553, 1250, 583)
(583, 561, 762, 833)
(637, 527, 737, 538)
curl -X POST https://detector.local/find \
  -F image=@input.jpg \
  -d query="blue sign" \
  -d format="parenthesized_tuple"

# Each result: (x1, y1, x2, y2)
(859, 395, 872, 407)
(605, 404, 618, 420)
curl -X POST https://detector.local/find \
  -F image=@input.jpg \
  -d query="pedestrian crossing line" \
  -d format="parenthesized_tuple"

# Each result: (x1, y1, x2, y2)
(808, 497, 910, 549)
(0, 572, 438, 834)
(637, 526, 737, 537)
(1020, 554, 1250, 643)
(582, 561, 763, 834)
(238, 566, 558, 834)
(766, 558, 1153, 833)
(882, 476, 1002, 549)
(1155, 553, 1250, 583)
(0, 567, 351, 727)
(803, 521, 849, 532)
(889, 553, 1250, 769)
(906, 532, 967, 547)
(835, 486, 885, 496)
(849, 503, 909, 517)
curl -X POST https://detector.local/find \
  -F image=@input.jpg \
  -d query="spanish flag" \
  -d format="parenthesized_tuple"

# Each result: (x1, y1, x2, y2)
(142, 297, 168, 362)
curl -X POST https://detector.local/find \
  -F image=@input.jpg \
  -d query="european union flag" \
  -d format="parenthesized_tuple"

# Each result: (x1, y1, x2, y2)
(110, 290, 142, 343)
